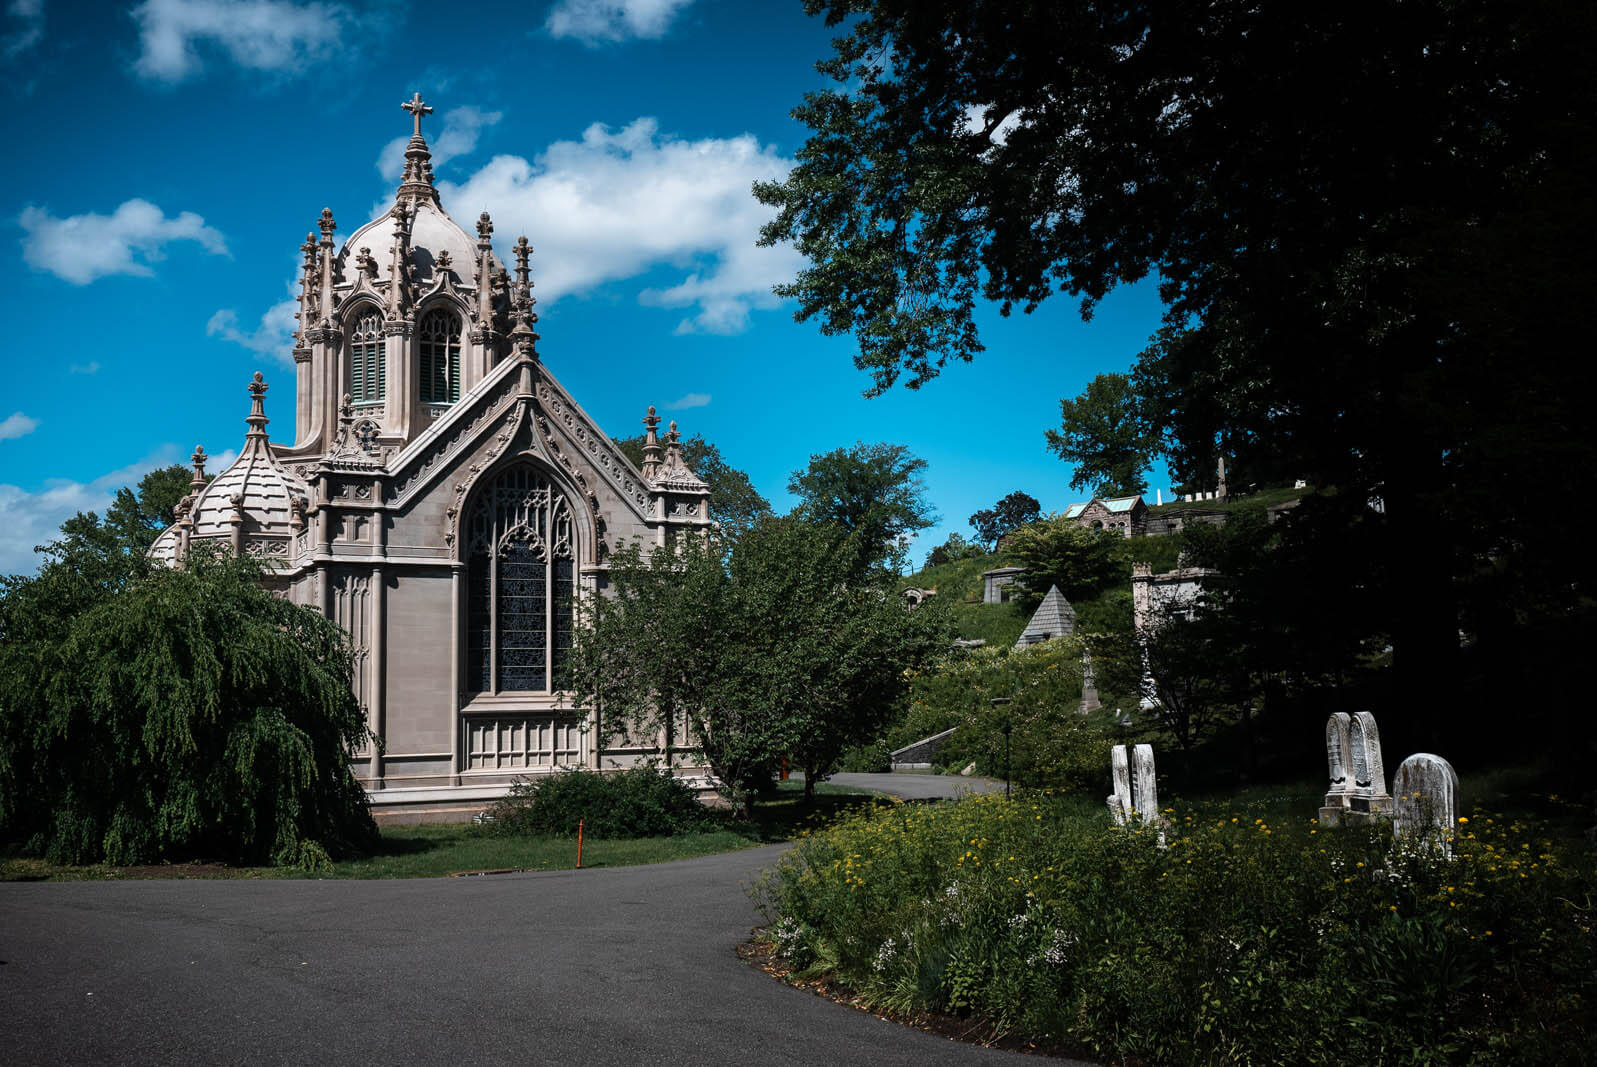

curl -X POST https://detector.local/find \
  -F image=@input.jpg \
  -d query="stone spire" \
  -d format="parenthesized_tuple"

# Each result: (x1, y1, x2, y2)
(474, 212, 495, 328)
(641, 406, 663, 479)
(316, 208, 337, 327)
(388, 199, 413, 317)
(396, 92, 439, 204)
(243, 372, 271, 451)
(508, 235, 539, 357)
(294, 232, 317, 345)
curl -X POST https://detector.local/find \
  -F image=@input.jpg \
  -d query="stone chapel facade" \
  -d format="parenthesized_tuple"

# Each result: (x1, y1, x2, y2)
(151, 97, 713, 809)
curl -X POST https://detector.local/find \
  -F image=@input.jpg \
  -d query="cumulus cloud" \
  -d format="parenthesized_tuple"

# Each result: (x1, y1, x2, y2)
(441, 118, 799, 335)
(69, 361, 100, 375)
(4, 0, 44, 59)
(131, 0, 353, 82)
(377, 105, 502, 182)
(0, 446, 182, 575)
(19, 198, 228, 284)
(667, 392, 710, 410)
(0, 411, 38, 440)
(206, 299, 298, 361)
(546, 0, 692, 45)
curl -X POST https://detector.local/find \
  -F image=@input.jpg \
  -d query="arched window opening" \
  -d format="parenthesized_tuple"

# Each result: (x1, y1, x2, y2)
(419, 307, 461, 405)
(350, 310, 385, 406)
(466, 465, 577, 694)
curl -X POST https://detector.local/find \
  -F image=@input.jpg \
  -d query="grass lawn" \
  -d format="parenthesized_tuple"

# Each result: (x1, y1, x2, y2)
(0, 780, 889, 882)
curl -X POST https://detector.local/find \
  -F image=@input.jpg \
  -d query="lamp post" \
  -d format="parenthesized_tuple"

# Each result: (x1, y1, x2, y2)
(991, 697, 1013, 799)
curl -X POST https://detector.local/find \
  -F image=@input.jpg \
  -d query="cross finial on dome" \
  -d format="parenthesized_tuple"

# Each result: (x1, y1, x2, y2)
(402, 92, 433, 138)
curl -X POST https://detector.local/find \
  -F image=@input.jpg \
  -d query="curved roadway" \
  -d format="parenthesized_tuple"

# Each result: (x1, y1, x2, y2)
(0, 773, 1088, 1065)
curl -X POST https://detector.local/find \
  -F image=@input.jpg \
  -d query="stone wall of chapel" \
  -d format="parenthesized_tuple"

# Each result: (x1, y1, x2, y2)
(381, 569, 456, 759)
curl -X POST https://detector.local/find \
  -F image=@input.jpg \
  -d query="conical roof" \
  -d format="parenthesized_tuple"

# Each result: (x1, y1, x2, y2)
(1016, 585, 1077, 646)
(186, 373, 307, 542)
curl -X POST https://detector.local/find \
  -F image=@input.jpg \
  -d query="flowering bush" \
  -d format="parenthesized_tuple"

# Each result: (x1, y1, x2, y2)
(758, 793, 1596, 1064)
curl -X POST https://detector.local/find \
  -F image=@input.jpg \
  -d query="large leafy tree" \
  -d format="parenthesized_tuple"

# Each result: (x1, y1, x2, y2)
(788, 441, 936, 573)
(1002, 516, 1123, 607)
(0, 548, 376, 866)
(967, 489, 1040, 547)
(567, 517, 945, 811)
(1045, 374, 1158, 497)
(31, 464, 197, 593)
(757, 0, 1597, 733)
(616, 432, 771, 539)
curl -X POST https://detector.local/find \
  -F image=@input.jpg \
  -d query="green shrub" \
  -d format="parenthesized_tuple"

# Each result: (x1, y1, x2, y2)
(482, 765, 712, 839)
(759, 795, 1597, 1065)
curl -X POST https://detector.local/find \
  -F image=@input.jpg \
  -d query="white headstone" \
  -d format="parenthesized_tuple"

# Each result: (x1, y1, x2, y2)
(1107, 743, 1158, 827)
(1393, 753, 1459, 848)
(1348, 711, 1392, 814)
(1108, 744, 1132, 825)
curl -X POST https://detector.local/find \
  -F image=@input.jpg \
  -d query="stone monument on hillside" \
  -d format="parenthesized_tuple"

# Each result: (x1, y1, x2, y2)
(1319, 711, 1393, 826)
(1107, 743, 1158, 827)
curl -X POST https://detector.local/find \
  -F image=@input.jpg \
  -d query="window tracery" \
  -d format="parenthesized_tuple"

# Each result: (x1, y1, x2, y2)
(466, 465, 577, 694)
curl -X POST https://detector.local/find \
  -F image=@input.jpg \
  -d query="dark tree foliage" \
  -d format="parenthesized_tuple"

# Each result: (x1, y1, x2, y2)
(1002, 517, 1123, 607)
(0, 548, 376, 867)
(616, 432, 771, 539)
(1044, 374, 1158, 497)
(30, 464, 201, 594)
(567, 517, 946, 812)
(968, 490, 1040, 547)
(788, 441, 936, 574)
(923, 531, 985, 569)
(758, 0, 1597, 737)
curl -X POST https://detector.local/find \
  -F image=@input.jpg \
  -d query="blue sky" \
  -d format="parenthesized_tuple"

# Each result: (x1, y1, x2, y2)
(0, 0, 1169, 574)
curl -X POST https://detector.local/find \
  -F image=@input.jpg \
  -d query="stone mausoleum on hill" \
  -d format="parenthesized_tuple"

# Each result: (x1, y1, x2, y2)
(151, 97, 713, 810)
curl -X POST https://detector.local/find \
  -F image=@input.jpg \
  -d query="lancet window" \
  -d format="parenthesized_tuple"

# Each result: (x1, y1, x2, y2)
(419, 308, 462, 405)
(350, 310, 385, 406)
(466, 465, 577, 694)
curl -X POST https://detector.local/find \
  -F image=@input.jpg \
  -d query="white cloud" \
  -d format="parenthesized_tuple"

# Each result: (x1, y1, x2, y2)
(19, 198, 228, 284)
(0, 411, 38, 440)
(69, 361, 100, 375)
(131, 0, 353, 83)
(546, 0, 692, 44)
(962, 104, 1022, 146)
(377, 105, 502, 182)
(667, 392, 710, 410)
(206, 299, 298, 361)
(4, 0, 44, 59)
(441, 118, 800, 335)
(0, 446, 181, 575)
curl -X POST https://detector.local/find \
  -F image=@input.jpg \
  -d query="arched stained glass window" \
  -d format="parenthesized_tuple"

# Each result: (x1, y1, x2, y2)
(350, 310, 385, 405)
(466, 465, 577, 694)
(419, 307, 461, 405)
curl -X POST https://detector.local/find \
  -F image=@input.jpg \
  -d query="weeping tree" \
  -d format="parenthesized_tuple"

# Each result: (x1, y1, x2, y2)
(0, 547, 377, 867)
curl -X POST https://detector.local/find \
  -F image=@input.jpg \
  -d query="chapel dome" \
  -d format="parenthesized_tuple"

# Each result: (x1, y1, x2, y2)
(340, 198, 481, 284)
(185, 373, 307, 543)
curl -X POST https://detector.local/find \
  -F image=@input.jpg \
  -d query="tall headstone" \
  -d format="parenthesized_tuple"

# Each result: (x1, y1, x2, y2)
(1393, 753, 1460, 848)
(1079, 649, 1102, 714)
(1319, 712, 1354, 826)
(1107, 743, 1158, 827)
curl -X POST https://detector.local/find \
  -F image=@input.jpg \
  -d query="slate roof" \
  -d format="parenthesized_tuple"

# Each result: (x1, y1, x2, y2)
(1016, 584, 1077, 646)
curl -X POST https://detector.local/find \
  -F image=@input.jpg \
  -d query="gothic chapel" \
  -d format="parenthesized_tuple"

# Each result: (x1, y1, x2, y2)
(152, 97, 714, 811)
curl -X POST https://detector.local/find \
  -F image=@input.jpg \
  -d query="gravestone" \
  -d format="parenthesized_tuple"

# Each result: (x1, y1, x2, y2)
(1079, 650, 1102, 714)
(1393, 753, 1460, 847)
(1318, 711, 1392, 826)
(1107, 743, 1158, 827)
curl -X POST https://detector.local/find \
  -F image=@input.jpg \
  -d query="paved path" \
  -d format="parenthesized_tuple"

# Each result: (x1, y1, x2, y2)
(1, 777, 1091, 1065)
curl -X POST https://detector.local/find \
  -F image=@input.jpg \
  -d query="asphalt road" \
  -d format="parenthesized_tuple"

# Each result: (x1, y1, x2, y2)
(0, 775, 1092, 1066)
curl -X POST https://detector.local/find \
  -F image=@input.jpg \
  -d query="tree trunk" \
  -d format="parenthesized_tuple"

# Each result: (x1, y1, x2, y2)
(802, 761, 817, 802)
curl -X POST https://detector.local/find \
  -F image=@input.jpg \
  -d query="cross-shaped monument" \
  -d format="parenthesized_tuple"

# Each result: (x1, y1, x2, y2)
(401, 93, 433, 138)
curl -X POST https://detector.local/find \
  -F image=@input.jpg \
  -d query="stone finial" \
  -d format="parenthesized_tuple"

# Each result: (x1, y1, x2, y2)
(512, 235, 533, 302)
(397, 94, 438, 200)
(244, 372, 270, 445)
(476, 211, 494, 246)
(317, 208, 337, 242)
(641, 406, 664, 479)
(300, 233, 317, 266)
(435, 250, 452, 272)
(1393, 753, 1460, 850)
(356, 247, 376, 278)
(190, 445, 208, 491)
(1107, 743, 1158, 827)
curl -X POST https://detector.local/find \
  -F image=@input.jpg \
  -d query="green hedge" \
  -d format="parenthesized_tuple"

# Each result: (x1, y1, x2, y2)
(481, 766, 712, 839)
(759, 794, 1596, 1065)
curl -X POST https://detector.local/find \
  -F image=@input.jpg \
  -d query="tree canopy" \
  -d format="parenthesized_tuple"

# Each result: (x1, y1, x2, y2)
(968, 489, 1041, 547)
(567, 517, 946, 812)
(787, 441, 936, 573)
(758, 0, 1597, 732)
(1045, 374, 1157, 497)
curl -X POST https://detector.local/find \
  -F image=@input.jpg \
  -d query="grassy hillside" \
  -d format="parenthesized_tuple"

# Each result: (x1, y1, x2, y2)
(901, 548, 1029, 646)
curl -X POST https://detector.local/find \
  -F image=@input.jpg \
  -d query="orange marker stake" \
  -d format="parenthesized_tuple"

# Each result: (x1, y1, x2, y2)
(576, 818, 584, 869)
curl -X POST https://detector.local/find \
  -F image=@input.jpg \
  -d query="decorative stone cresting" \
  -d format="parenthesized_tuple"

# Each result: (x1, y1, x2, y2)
(1393, 753, 1460, 850)
(1107, 743, 1157, 827)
